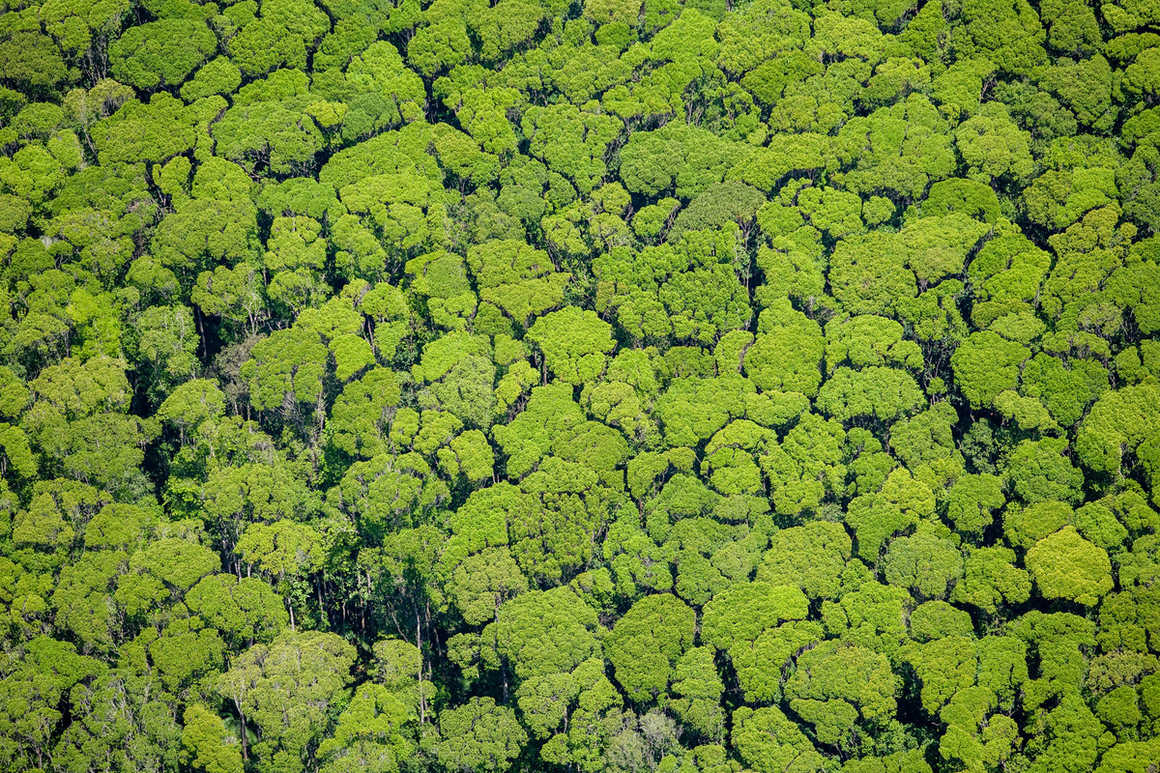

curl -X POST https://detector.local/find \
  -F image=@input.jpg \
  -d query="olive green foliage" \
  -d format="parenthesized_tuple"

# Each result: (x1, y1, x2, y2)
(1, 0, 1159, 771)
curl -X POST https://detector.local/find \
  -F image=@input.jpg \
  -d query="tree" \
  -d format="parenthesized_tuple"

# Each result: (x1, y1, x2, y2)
(594, 228, 752, 346)
(1004, 437, 1085, 505)
(316, 683, 417, 773)
(830, 95, 957, 201)
(21, 356, 151, 498)
(329, 40, 426, 141)
(485, 586, 603, 682)
(467, 238, 569, 330)
(955, 103, 1035, 185)
(0, 31, 70, 91)
(762, 411, 847, 520)
(816, 365, 924, 424)
(882, 522, 964, 601)
(522, 105, 620, 195)
(0, 636, 104, 771)
(605, 594, 695, 703)
(944, 473, 1004, 538)
(825, 314, 923, 373)
(236, 520, 323, 628)
(821, 579, 912, 657)
(669, 646, 726, 741)
(829, 231, 917, 318)
(701, 581, 814, 702)
(427, 696, 528, 771)
(182, 57, 244, 102)
(670, 181, 766, 238)
(731, 705, 828, 773)
(618, 123, 746, 201)
(185, 574, 289, 649)
(412, 332, 497, 428)
(1076, 385, 1160, 502)
(951, 331, 1031, 410)
(743, 299, 823, 396)
(1021, 693, 1109, 773)
(217, 630, 356, 772)
(1026, 526, 1113, 606)
(755, 521, 852, 600)
(510, 457, 624, 584)
(952, 546, 1032, 615)
(938, 686, 1021, 771)
(128, 304, 200, 404)
(212, 88, 327, 177)
(181, 704, 244, 773)
(109, 19, 217, 90)
(225, 0, 329, 78)
(527, 306, 615, 385)
(90, 93, 202, 165)
(333, 450, 447, 540)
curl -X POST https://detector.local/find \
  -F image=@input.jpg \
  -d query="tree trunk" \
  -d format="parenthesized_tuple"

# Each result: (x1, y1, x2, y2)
(235, 700, 249, 761)
(416, 607, 427, 724)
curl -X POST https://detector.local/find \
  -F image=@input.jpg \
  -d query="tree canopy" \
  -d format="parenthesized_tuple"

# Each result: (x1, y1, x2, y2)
(1, 0, 1159, 771)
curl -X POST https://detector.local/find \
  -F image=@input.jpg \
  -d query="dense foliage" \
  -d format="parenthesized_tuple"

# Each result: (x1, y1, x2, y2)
(1, 0, 1159, 770)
